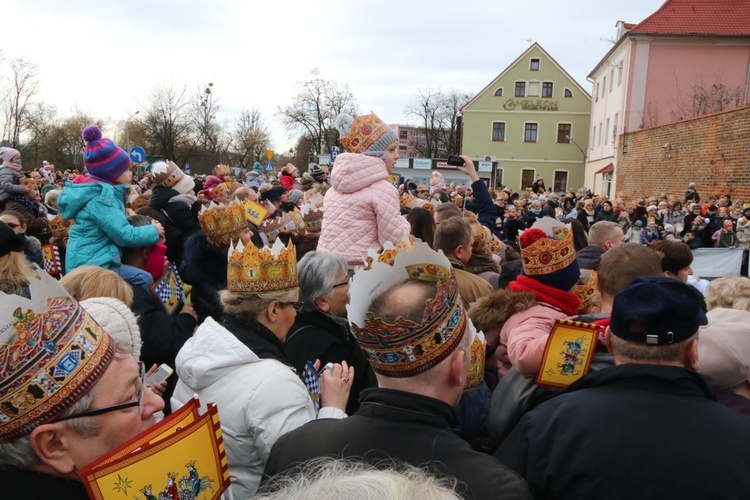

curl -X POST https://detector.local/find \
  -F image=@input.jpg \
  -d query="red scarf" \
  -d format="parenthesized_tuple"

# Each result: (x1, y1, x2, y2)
(509, 274, 581, 316)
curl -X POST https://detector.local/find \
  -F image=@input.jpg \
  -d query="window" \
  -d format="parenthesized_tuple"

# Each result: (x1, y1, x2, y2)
(564, 88, 573, 98)
(601, 77, 606, 98)
(542, 82, 553, 98)
(597, 122, 603, 146)
(399, 130, 407, 138)
(515, 81, 526, 97)
(530, 58, 540, 70)
(554, 171, 568, 192)
(595, 83, 600, 101)
(528, 81, 540, 97)
(496, 168, 503, 186)
(399, 140, 407, 147)
(605, 118, 610, 147)
(492, 122, 506, 142)
(617, 61, 623, 85)
(557, 124, 571, 143)
(524, 123, 538, 142)
(494, 88, 504, 96)
(591, 125, 597, 149)
(613, 113, 619, 145)
(521, 169, 536, 189)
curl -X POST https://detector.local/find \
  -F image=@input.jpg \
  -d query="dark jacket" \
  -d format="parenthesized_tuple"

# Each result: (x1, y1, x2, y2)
(576, 244, 605, 270)
(594, 208, 618, 223)
(3, 468, 88, 499)
(264, 388, 532, 500)
(180, 231, 226, 321)
(284, 309, 375, 414)
(495, 364, 750, 500)
(149, 185, 200, 265)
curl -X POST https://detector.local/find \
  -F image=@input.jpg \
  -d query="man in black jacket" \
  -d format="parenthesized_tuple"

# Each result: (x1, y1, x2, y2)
(264, 243, 531, 500)
(495, 277, 750, 499)
(576, 221, 624, 270)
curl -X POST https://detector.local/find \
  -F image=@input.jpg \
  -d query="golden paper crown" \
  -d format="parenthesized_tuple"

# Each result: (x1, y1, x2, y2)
(20, 177, 38, 190)
(465, 321, 487, 392)
(339, 112, 391, 154)
(349, 239, 482, 378)
(519, 218, 576, 276)
(362, 236, 414, 270)
(130, 194, 150, 213)
(47, 213, 73, 238)
(261, 213, 297, 243)
(198, 199, 247, 239)
(464, 212, 491, 256)
(210, 182, 230, 201)
(214, 164, 231, 176)
(227, 238, 298, 294)
(300, 193, 325, 233)
(572, 270, 600, 311)
(0, 269, 115, 443)
(400, 191, 416, 208)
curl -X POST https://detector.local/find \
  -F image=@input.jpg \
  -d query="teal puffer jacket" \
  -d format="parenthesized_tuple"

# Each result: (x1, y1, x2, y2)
(58, 181, 159, 272)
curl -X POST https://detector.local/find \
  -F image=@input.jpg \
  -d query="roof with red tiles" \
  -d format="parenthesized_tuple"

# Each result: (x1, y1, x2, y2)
(628, 0, 750, 36)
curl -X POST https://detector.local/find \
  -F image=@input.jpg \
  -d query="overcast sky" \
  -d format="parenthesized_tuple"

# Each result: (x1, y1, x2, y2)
(3, 0, 661, 151)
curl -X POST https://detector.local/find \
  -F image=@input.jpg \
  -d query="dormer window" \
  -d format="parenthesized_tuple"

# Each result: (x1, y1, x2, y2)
(530, 58, 540, 71)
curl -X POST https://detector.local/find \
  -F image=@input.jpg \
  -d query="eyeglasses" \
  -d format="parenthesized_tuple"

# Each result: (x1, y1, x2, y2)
(53, 362, 145, 422)
(418, 190, 429, 194)
(279, 300, 304, 312)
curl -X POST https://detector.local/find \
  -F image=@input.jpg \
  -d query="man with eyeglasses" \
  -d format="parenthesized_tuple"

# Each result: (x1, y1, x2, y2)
(284, 251, 376, 414)
(0, 270, 165, 499)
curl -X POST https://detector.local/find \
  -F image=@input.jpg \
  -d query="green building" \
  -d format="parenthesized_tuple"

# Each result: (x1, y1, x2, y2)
(461, 43, 591, 193)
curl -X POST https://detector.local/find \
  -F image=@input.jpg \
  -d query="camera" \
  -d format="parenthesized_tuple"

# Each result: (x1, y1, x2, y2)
(446, 155, 465, 167)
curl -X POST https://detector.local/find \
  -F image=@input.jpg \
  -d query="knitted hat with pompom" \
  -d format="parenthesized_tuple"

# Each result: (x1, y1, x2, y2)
(81, 125, 131, 184)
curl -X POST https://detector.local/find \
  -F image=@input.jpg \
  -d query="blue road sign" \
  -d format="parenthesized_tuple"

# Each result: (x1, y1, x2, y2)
(330, 149, 339, 163)
(266, 161, 274, 172)
(184, 163, 190, 173)
(130, 146, 146, 163)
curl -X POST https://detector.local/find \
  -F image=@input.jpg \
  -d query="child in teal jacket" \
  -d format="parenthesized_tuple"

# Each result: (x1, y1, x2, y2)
(59, 125, 163, 274)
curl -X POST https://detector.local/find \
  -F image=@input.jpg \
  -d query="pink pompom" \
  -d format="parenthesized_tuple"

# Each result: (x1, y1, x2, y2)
(82, 125, 102, 143)
(519, 228, 548, 248)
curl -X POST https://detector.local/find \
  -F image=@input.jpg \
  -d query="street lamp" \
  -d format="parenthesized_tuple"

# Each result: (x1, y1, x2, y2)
(126, 111, 140, 154)
(565, 135, 586, 168)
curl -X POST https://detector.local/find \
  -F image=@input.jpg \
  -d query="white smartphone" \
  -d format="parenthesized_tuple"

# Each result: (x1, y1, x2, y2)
(146, 363, 174, 386)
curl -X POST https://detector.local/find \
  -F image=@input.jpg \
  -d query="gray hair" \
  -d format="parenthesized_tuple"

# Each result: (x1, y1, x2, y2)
(257, 457, 461, 500)
(297, 251, 347, 313)
(609, 332, 697, 364)
(44, 189, 61, 205)
(220, 288, 297, 321)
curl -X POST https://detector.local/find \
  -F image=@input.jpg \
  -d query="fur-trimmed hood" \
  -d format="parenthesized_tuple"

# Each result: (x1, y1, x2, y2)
(468, 288, 536, 334)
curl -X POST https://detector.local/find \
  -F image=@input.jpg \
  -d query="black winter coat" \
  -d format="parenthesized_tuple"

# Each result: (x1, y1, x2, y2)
(149, 185, 200, 264)
(180, 231, 227, 321)
(284, 309, 376, 414)
(264, 388, 532, 500)
(576, 244, 605, 270)
(3, 469, 88, 499)
(495, 364, 750, 500)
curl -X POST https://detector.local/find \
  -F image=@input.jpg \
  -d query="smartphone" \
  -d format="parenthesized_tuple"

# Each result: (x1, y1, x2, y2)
(446, 155, 465, 167)
(146, 363, 174, 386)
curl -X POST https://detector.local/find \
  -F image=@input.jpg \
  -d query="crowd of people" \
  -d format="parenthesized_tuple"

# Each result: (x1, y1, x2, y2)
(1, 110, 750, 499)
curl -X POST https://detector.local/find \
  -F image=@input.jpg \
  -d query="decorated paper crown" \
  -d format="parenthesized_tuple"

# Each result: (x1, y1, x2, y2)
(572, 270, 600, 311)
(20, 177, 38, 190)
(227, 238, 298, 294)
(519, 218, 576, 277)
(300, 192, 325, 233)
(47, 213, 73, 238)
(348, 239, 485, 380)
(400, 191, 416, 208)
(261, 213, 297, 243)
(210, 182, 231, 201)
(129, 194, 150, 213)
(422, 200, 439, 214)
(0, 269, 115, 443)
(198, 199, 246, 239)
(214, 164, 231, 176)
(339, 112, 391, 153)
(464, 212, 491, 256)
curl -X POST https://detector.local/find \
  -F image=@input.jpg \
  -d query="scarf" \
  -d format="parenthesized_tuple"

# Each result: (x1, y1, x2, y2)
(509, 274, 580, 316)
(2, 160, 22, 172)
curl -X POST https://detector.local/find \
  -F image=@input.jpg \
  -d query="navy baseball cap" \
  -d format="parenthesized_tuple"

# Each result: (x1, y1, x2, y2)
(610, 277, 707, 345)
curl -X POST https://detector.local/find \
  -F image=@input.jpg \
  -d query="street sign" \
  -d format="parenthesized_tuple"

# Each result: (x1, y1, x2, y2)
(330, 150, 339, 163)
(266, 150, 274, 161)
(265, 161, 274, 172)
(184, 163, 190, 173)
(130, 146, 146, 163)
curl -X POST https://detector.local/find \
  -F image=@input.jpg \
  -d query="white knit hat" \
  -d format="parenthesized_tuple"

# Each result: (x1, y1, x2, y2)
(80, 297, 142, 360)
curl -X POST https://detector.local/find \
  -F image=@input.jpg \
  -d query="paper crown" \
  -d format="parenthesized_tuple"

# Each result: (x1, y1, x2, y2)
(210, 182, 230, 201)
(47, 213, 73, 238)
(0, 269, 115, 443)
(198, 199, 246, 239)
(572, 270, 600, 311)
(261, 213, 297, 243)
(227, 238, 298, 294)
(400, 191, 416, 208)
(214, 164, 231, 176)
(339, 112, 391, 154)
(519, 218, 576, 276)
(129, 194, 150, 213)
(20, 177, 38, 190)
(348, 239, 484, 379)
(300, 193, 325, 233)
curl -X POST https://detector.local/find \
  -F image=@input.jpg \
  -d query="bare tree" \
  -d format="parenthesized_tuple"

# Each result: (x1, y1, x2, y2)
(231, 107, 271, 168)
(669, 71, 744, 124)
(404, 87, 469, 158)
(22, 102, 57, 165)
(277, 68, 358, 154)
(1, 58, 40, 148)
(192, 82, 221, 153)
(142, 84, 193, 162)
(44, 109, 103, 169)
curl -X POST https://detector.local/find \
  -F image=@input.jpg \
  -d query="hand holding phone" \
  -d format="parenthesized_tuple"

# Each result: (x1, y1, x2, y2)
(146, 363, 174, 387)
(447, 155, 465, 167)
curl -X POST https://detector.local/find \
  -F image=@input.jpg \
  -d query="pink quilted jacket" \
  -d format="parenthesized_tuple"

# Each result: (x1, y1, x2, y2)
(318, 153, 411, 267)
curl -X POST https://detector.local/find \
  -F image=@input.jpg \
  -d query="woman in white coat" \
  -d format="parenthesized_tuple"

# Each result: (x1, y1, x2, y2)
(172, 239, 353, 498)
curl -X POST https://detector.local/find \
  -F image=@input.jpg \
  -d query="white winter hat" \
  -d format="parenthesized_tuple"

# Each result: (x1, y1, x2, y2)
(80, 297, 142, 360)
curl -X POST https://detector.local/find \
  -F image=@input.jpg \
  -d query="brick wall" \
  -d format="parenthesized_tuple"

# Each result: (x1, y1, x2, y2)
(616, 105, 750, 203)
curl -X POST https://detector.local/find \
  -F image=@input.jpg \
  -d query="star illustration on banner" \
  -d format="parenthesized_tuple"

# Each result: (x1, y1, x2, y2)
(112, 474, 133, 495)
